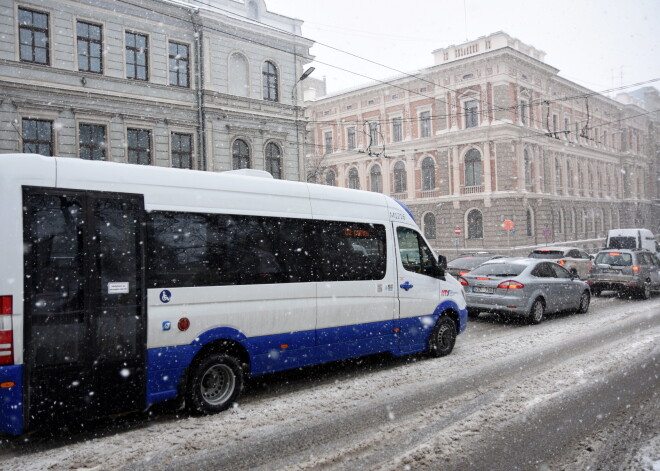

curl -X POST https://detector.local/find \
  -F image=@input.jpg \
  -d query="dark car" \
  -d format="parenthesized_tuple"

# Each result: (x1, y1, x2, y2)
(446, 252, 504, 277)
(587, 249, 660, 299)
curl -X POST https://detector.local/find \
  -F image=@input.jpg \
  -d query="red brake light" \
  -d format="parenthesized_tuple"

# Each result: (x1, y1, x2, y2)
(497, 280, 525, 290)
(459, 270, 470, 276)
(558, 260, 565, 266)
(0, 296, 13, 366)
(632, 266, 640, 272)
(476, 277, 490, 280)
(608, 252, 620, 256)
(458, 276, 469, 286)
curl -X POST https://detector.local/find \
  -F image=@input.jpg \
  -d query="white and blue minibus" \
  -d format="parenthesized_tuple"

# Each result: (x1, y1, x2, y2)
(0, 153, 467, 435)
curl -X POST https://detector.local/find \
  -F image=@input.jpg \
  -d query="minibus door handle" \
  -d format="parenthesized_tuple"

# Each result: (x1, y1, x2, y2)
(400, 281, 414, 291)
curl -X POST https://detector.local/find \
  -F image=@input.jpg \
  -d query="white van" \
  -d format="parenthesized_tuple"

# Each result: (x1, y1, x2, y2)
(606, 228, 659, 254)
(0, 153, 467, 434)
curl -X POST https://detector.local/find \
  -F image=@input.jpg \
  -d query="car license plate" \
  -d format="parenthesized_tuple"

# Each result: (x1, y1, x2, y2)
(473, 286, 494, 294)
(603, 269, 620, 273)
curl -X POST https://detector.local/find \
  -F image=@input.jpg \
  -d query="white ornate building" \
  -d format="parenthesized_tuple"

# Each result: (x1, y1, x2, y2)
(0, 0, 314, 180)
(305, 32, 659, 253)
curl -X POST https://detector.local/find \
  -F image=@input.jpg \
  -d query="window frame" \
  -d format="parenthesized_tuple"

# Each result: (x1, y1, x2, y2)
(370, 164, 382, 193)
(421, 157, 435, 191)
(22, 118, 53, 156)
(464, 100, 479, 128)
(393, 161, 407, 194)
(464, 149, 482, 187)
(79, 123, 107, 161)
(420, 111, 431, 138)
(127, 128, 152, 165)
(171, 132, 193, 169)
(262, 60, 279, 102)
(18, 7, 50, 65)
(392, 117, 403, 142)
(168, 40, 190, 88)
(125, 30, 149, 81)
(232, 138, 250, 170)
(76, 20, 103, 74)
(265, 141, 282, 179)
(466, 208, 483, 239)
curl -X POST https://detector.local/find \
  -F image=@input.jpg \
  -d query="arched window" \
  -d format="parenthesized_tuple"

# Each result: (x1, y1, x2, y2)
(422, 157, 435, 190)
(526, 208, 533, 236)
(262, 61, 279, 102)
(393, 161, 407, 193)
(325, 169, 335, 186)
(229, 52, 249, 97)
(348, 167, 359, 189)
(423, 212, 436, 239)
(247, 0, 259, 20)
(370, 164, 382, 193)
(265, 142, 281, 179)
(232, 139, 250, 169)
(524, 149, 532, 189)
(465, 149, 482, 187)
(467, 209, 483, 239)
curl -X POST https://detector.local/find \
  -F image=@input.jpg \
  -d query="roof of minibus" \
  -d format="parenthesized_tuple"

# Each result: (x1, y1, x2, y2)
(0, 154, 416, 226)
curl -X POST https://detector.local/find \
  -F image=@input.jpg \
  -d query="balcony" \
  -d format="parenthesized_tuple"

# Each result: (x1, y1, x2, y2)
(461, 185, 484, 195)
(390, 192, 408, 200)
(417, 189, 439, 199)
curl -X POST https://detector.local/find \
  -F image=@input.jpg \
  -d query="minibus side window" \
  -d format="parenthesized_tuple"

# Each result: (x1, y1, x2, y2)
(397, 227, 437, 275)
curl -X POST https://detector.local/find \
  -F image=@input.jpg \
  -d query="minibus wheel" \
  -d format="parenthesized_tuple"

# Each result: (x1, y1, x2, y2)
(187, 353, 244, 414)
(428, 316, 456, 357)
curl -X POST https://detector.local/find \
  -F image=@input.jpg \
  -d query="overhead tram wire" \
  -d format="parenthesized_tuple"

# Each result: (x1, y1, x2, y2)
(119, 1, 658, 139)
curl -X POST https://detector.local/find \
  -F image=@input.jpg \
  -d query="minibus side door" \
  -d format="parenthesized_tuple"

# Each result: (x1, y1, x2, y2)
(394, 225, 442, 351)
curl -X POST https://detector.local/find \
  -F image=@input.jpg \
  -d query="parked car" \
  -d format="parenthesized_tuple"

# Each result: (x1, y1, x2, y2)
(587, 249, 660, 299)
(446, 252, 504, 277)
(528, 247, 593, 279)
(460, 258, 591, 324)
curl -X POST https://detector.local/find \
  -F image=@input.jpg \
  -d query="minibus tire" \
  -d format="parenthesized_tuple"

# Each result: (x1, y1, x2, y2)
(187, 353, 244, 414)
(428, 316, 456, 357)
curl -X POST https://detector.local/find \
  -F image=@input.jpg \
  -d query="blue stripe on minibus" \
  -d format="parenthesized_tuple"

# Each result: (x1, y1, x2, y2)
(0, 365, 24, 436)
(145, 306, 465, 408)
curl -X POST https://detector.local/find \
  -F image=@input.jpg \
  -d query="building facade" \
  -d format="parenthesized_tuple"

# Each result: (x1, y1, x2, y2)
(0, 0, 314, 180)
(305, 32, 659, 254)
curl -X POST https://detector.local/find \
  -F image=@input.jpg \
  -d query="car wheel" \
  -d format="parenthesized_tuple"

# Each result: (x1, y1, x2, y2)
(428, 316, 456, 358)
(467, 308, 480, 319)
(187, 353, 243, 414)
(639, 281, 651, 300)
(528, 298, 545, 325)
(577, 290, 590, 313)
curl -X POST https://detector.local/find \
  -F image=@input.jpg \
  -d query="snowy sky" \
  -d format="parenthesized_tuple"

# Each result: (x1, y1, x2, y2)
(267, 0, 660, 96)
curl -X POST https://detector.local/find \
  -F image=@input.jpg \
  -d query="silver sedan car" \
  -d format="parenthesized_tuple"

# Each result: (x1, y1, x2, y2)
(460, 258, 591, 324)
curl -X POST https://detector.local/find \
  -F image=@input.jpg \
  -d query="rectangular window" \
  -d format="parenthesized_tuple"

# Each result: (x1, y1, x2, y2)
(77, 21, 102, 73)
(168, 41, 189, 87)
(19, 8, 49, 64)
(520, 101, 528, 125)
(324, 131, 333, 155)
(420, 111, 431, 137)
(79, 124, 106, 160)
(347, 127, 356, 150)
(127, 128, 151, 165)
(125, 31, 148, 80)
(22, 118, 53, 156)
(465, 100, 479, 128)
(369, 122, 378, 145)
(552, 114, 558, 133)
(171, 132, 192, 169)
(146, 213, 385, 288)
(392, 117, 402, 142)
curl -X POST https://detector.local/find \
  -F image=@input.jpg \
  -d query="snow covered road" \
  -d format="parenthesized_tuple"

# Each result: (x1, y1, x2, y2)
(3, 294, 659, 471)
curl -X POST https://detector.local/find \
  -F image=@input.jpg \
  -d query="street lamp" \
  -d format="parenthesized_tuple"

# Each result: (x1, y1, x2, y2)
(292, 67, 315, 182)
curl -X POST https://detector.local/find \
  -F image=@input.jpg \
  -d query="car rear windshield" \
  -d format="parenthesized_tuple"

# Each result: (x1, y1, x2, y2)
(528, 250, 563, 259)
(447, 256, 493, 269)
(468, 263, 526, 277)
(594, 252, 633, 266)
(608, 236, 637, 250)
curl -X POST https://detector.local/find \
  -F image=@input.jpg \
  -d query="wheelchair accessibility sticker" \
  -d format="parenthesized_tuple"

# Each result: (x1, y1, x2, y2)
(160, 290, 172, 303)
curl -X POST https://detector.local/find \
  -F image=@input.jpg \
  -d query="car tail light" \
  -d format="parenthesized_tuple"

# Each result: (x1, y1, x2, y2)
(476, 277, 490, 280)
(459, 270, 469, 276)
(0, 296, 13, 366)
(458, 276, 469, 286)
(608, 252, 620, 256)
(558, 260, 566, 266)
(497, 280, 525, 290)
(632, 266, 640, 273)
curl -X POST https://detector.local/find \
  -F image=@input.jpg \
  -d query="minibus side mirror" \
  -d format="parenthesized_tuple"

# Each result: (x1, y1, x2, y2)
(437, 254, 447, 270)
